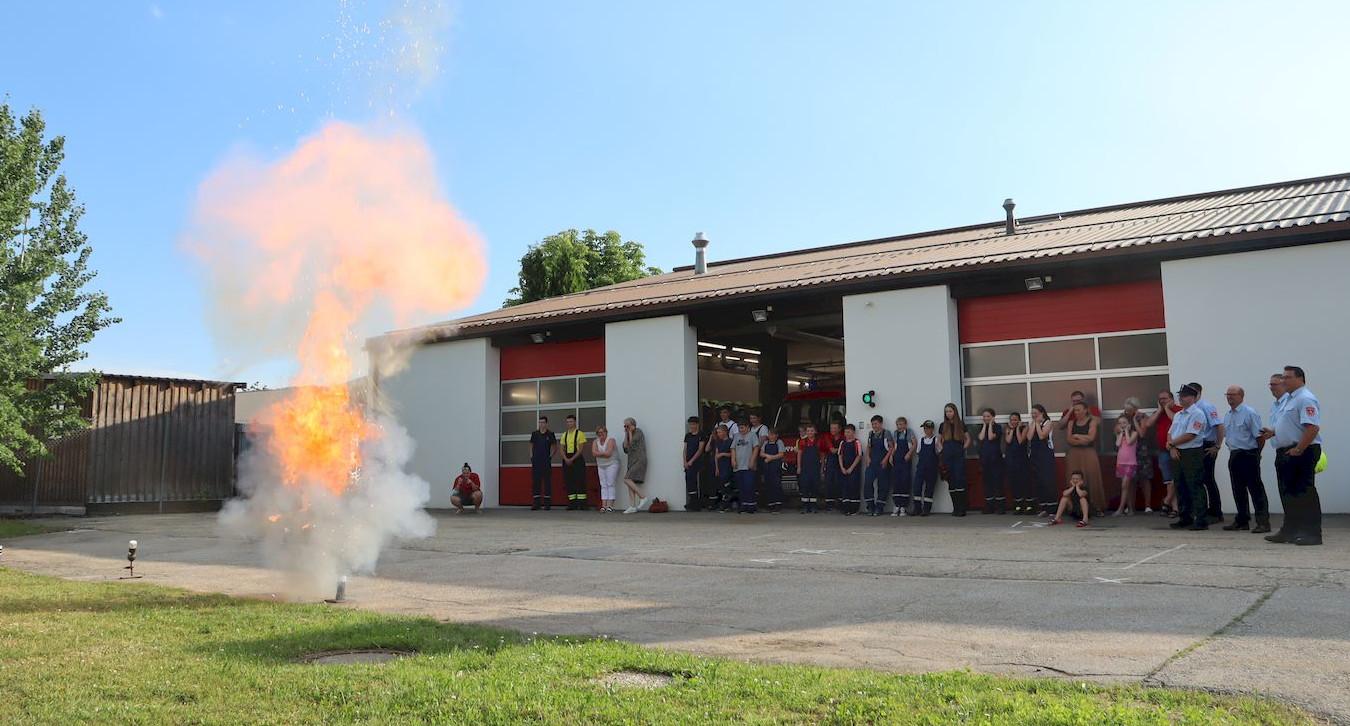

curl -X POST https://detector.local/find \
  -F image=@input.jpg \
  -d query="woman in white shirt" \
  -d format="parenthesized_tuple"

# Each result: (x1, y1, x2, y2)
(592, 425, 619, 512)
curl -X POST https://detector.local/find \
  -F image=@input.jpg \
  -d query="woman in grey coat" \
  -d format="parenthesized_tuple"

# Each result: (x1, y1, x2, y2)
(622, 417, 651, 514)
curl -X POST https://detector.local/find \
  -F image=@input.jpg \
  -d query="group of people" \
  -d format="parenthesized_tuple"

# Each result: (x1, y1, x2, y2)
(497, 367, 1324, 545)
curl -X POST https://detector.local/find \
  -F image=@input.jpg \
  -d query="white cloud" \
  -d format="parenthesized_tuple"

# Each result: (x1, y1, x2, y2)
(149, 4, 164, 20)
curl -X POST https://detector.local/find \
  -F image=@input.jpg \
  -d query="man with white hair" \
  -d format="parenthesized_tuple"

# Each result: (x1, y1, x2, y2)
(1223, 385, 1269, 533)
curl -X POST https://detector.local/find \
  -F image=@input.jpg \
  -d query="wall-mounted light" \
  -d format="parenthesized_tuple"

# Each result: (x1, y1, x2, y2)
(530, 332, 548, 344)
(751, 309, 769, 323)
(1023, 277, 1045, 291)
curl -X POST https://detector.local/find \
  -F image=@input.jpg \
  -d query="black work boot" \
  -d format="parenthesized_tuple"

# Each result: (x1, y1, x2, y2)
(1222, 520, 1250, 531)
(1251, 513, 1272, 534)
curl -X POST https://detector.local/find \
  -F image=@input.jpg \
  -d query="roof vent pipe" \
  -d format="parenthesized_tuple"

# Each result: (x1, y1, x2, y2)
(691, 232, 710, 274)
(1002, 198, 1016, 235)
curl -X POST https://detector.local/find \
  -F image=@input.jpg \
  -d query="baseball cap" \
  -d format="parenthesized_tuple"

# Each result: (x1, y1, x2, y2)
(921, 420, 935, 428)
(1179, 384, 1200, 398)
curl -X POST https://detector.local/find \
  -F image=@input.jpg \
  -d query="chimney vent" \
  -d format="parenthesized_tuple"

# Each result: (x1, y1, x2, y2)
(1002, 198, 1016, 235)
(691, 232, 710, 274)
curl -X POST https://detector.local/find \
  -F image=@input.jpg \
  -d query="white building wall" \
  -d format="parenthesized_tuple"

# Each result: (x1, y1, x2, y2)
(843, 285, 962, 511)
(605, 315, 698, 507)
(376, 338, 500, 509)
(1162, 240, 1350, 514)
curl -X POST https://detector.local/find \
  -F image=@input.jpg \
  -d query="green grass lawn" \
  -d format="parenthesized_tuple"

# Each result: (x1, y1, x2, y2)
(0, 569, 1312, 725)
(0, 518, 68, 539)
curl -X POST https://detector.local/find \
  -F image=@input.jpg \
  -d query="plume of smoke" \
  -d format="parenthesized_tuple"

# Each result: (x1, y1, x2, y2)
(220, 414, 434, 599)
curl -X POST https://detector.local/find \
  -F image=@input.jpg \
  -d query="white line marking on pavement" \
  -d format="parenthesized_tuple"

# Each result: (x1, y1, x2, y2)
(1010, 521, 1024, 528)
(1094, 577, 1128, 584)
(849, 531, 883, 536)
(750, 558, 785, 564)
(788, 549, 836, 555)
(996, 530, 1027, 534)
(1120, 543, 1187, 570)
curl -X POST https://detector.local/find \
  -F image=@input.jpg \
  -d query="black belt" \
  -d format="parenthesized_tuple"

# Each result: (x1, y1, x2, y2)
(1230, 448, 1259, 454)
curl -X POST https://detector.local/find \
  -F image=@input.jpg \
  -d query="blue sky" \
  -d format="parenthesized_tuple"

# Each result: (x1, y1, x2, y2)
(3, 1, 1347, 386)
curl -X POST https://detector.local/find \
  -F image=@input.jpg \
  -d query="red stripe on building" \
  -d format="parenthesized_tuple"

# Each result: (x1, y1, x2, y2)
(957, 280, 1165, 344)
(500, 338, 605, 380)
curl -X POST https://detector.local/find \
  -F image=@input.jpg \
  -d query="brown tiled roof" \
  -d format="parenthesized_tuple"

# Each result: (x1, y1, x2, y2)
(401, 173, 1350, 341)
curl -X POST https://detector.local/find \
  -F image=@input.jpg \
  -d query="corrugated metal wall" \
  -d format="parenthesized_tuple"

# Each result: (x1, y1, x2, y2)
(0, 375, 239, 509)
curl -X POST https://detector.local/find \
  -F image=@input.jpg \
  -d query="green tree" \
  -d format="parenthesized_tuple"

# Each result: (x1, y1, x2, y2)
(505, 229, 661, 306)
(0, 104, 118, 474)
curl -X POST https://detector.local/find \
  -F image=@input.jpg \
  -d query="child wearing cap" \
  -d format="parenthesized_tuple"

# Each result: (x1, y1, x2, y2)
(913, 421, 940, 515)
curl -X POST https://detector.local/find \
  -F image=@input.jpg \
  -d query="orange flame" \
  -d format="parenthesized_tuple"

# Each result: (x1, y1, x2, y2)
(188, 121, 485, 496)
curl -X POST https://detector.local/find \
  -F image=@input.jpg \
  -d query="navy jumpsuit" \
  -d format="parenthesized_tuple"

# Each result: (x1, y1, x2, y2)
(891, 429, 913, 512)
(798, 437, 821, 512)
(979, 422, 1005, 514)
(683, 432, 705, 511)
(1005, 426, 1033, 513)
(913, 435, 939, 515)
(941, 423, 968, 516)
(714, 437, 734, 510)
(839, 438, 862, 515)
(1031, 426, 1057, 514)
(864, 430, 890, 515)
(761, 439, 784, 511)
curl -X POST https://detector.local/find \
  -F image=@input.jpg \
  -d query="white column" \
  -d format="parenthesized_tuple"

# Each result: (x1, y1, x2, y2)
(1163, 239, 1350, 514)
(376, 337, 500, 509)
(843, 285, 961, 511)
(605, 315, 698, 507)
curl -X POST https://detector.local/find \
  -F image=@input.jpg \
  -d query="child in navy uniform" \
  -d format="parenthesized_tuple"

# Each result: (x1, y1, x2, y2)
(913, 420, 940, 515)
(864, 415, 895, 515)
(712, 426, 734, 511)
(760, 429, 786, 513)
(838, 424, 863, 515)
(797, 424, 821, 513)
(890, 417, 916, 517)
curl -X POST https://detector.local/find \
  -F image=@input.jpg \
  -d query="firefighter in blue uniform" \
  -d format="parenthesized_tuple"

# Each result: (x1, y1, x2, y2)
(863, 415, 894, 516)
(797, 424, 821, 513)
(1188, 382, 1226, 523)
(1167, 384, 1210, 530)
(913, 420, 940, 515)
(890, 417, 915, 517)
(1261, 366, 1323, 546)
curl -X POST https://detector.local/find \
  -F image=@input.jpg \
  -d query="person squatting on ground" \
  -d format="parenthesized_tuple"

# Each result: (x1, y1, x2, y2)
(682, 416, 707, 511)
(529, 416, 558, 511)
(760, 429, 786, 513)
(863, 415, 894, 516)
(913, 420, 940, 515)
(560, 414, 589, 510)
(1167, 384, 1211, 531)
(1050, 470, 1091, 528)
(890, 417, 916, 516)
(1223, 385, 1270, 533)
(731, 419, 760, 514)
(939, 403, 970, 517)
(593, 425, 619, 512)
(621, 418, 651, 514)
(1004, 412, 1034, 514)
(977, 408, 1006, 515)
(1262, 366, 1323, 546)
(838, 424, 863, 515)
(797, 424, 822, 513)
(451, 463, 482, 514)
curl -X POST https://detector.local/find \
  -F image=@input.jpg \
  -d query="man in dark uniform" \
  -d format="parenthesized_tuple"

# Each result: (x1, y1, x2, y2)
(1262, 366, 1324, 546)
(529, 416, 558, 510)
(1188, 382, 1226, 523)
(1167, 385, 1210, 531)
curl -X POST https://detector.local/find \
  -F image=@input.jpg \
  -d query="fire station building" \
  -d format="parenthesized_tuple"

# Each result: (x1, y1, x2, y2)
(371, 173, 1350, 514)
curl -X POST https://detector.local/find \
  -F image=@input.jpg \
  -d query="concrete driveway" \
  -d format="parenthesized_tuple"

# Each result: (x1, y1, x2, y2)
(5, 509, 1348, 723)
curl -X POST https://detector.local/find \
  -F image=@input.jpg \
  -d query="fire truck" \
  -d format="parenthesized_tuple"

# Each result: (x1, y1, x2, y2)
(770, 389, 847, 493)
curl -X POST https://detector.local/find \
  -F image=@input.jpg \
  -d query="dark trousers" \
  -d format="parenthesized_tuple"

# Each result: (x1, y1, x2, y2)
(562, 458, 587, 508)
(913, 462, 937, 513)
(1033, 453, 1057, 513)
(1007, 460, 1033, 510)
(736, 469, 757, 512)
(863, 463, 888, 513)
(1227, 448, 1268, 525)
(1202, 441, 1223, 519)
(763, 471, 784, 509)
(799, 467, 820, 506)
(685, 466, 702, 510)
(840, 468, 861, 514)
(892, 460, 912, 510)
(823, 461, 840, 507)
(531, 461, 552, 507)
(1275, 445, 1322, 540)
(1176, 448, 1208, 526)
(942, 441, 967, 515)
(980, 453, 1005, 512)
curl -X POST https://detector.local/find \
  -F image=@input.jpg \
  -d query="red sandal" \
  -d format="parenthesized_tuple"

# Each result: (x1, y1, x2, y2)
(1076, 520, 1089, 528)
(1049, 518, 1063, 526)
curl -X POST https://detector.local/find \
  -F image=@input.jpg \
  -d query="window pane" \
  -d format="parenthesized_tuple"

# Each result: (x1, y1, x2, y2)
(501, 381, 537, 407)
(501, 440, 532, 466)
(1029, 338, 1096, 373)
(578, 376, 606, 402)
(578, 406, 606, 433)
(1099, 333, 1168, 370)
(501, 410, 538, 436)
(1101, 374, 1171, 412)
(962, 344, 1026, 378)
(964, 383, 1027, 417)
(539, 378, 577, 405)
(1031, 378, 1097, 412)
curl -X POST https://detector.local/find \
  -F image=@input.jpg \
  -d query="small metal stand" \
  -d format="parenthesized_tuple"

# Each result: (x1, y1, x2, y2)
(324, 575, 349, 604)
(120, 540, 142, 580)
